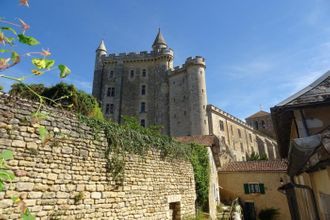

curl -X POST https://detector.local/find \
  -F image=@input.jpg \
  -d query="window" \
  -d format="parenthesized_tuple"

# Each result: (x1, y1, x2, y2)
(140, 102, 146, 112)
(184, 111, 187, 116)
(105, 104, 110, 114)
(141, 85, 146, 95)
(240, 143, 244, 152)
(202, 89, 204, 93)
(142, 69, 147, 77)
(109, 70, 114, 78)
(130, 69, 134, 78)
(261, 120, 266, 128)
(231, 125, 233, 134)
(107, 87, 115, 97)
(249, 133, 252, 142)
(140, 119, 145, 127)
(219, 120, 224, 131)
(110, 104, 114, 114)
(254, 121, 259, 130)
(238, 129, 242, 138)
(244, 183, 265, 194)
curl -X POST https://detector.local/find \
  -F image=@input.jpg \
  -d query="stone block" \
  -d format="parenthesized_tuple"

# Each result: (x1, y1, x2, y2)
(16, 182, 34, 191)
(91, 192, 102, 199)
(12, 140, 26, 147)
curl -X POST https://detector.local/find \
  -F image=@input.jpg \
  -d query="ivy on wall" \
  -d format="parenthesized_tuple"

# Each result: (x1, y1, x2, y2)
(78, 115, 210, 210)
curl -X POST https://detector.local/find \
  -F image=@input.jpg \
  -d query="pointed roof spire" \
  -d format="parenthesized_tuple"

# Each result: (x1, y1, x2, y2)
(96, 40, 107, 52)
(152, 28, 167, 49)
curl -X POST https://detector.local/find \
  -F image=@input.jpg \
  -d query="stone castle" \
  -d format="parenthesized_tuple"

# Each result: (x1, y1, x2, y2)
(92, 30, 278, 161)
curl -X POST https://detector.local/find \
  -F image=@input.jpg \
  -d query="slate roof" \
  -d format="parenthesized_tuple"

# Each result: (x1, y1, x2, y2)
(218, 160, 287, 172)
(246, 110, 270, 119)
(152, 29, 167, 47)
(276, 71, 330, 107)
(96, 40, 107, 52)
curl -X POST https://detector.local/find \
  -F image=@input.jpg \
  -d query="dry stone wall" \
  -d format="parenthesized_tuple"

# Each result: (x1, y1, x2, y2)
(0, 94, 196, 219)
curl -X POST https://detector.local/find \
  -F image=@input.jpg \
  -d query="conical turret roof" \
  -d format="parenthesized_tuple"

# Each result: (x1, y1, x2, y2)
(152, 29, 167, 47)
(96, 40, 107, 52)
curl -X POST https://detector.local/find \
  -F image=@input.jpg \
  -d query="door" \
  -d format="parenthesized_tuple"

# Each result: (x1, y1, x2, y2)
(244, 202, 256, 220)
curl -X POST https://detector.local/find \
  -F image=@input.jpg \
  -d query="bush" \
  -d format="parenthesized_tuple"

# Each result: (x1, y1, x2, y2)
(258, 208, 280, 220)
(10, 82, 103, 120)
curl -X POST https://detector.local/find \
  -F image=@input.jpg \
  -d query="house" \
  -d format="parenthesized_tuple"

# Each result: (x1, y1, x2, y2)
(271, 71, 330, 220)
(218, 160, 290, 220)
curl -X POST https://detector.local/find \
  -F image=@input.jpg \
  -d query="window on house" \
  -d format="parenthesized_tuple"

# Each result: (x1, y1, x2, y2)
(240, 143, 244, 152)
(140, 102, 146, 112)
(130, 69, 134, 78)
(254, 121, 259, 130)
(261, 120, 266, 128)
(109, 70, 114, 78)
(231, 125, 233, 134)
(105, 104, 110, 114)
(202, 89, 204, 93)
(142, 69, 147, 77)
(219, 120, 224, 131)
(107, 87, 115, 97)
(244, 183, 265, 194)
(141, 85, 146, 95)
(249, 133, 252, 142)
(110, 104, 114, 114)
(140, 119, 145, 127)
(238, 129, 242, 138)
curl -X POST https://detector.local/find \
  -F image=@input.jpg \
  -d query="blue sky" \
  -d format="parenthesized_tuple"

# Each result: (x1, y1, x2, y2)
(1, 0, 330, 119)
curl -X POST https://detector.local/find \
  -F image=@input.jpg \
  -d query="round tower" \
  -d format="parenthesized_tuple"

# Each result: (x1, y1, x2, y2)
(92, 40, 107, 101)
(186, 56, 209, 135)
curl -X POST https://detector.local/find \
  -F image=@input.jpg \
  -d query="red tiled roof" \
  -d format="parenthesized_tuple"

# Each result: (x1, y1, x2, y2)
(175, 135, 218, 147)
(218, 160, 287, 172)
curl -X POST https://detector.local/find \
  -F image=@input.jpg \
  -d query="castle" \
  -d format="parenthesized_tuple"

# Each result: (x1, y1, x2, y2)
(92, 30, 278, 161)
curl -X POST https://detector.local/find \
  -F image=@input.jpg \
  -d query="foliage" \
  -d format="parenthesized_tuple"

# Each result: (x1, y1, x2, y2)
(79, 115, 209, 209)
(0, 150, 15, 191)
(247, 151, 268, 161)
(190, 144, 210, 211)
(0, 1, 71, 219)
(258, 208, 280, 220)
(9, 82, 103, 120)
(73, 192, 85, 204)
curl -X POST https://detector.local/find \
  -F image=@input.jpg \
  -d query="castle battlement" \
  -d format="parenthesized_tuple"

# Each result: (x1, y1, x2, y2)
(207, 104, 254, 131)
(106, 48, 174, 60)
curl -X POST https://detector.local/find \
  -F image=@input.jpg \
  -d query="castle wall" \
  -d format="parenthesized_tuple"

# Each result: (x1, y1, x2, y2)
(0, 94, 196, 220)
(96, 51, 173, 134)
(207, 105, 278, 162)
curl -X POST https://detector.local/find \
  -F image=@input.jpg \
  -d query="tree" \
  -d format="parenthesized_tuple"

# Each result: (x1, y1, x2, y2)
(246, 151, 268, 161)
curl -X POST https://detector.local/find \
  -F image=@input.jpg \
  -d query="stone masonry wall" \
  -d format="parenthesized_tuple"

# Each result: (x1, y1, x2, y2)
(0, 94, 196, 219)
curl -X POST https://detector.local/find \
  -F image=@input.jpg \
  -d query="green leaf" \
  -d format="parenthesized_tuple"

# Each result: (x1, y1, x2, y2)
(11, 51, 20, 64)
(38, 126, 48, 143)
(32, 58, 55, 69)
(0, 182, 4, 191)
(0, 49, 9, 53)
(1, 27, 17, 35)
(17, 34, 39, 46)
(58, 64, 71, 78)
(22, 209, 35, 220)
(1, 150, 14, 160)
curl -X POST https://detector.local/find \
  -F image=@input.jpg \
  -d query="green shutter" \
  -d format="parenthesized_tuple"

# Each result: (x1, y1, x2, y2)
(244, 184, 249, 194)
(259, 183, 265, 194)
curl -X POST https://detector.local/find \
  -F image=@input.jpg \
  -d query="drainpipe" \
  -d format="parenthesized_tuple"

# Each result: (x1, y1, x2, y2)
(290, 176, 320, 220)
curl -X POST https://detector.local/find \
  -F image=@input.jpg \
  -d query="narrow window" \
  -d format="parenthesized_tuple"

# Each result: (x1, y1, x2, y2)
(202, 89, 204, 93)
(254, 121, 259, 130)
(140, 119, 145, 127)
(219, 120, 224, 131)
(111, 88, 115, 97)
(184, 111, 187, 116)
(142, 69, 147, 77)
(231, 125, 233, 134)
(110, 104, 114, 114)
(261, 120, 266, 128)
(240, 143, 244, 152)
(249, 134, 252, 142)
(109, 70, 114, 78)
(130, 69, 134, 78)
(238, 129, 242, 138)
(105, 104, 110, 114)
(140, 102, 146, 112)
(141, 85, 146, 95)
(107, 88, 111, 97)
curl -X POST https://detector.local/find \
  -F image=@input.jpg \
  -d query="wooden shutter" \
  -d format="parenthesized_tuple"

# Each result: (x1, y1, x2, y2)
(259, 183, 265, 194)
(244, 184, 249, 194)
